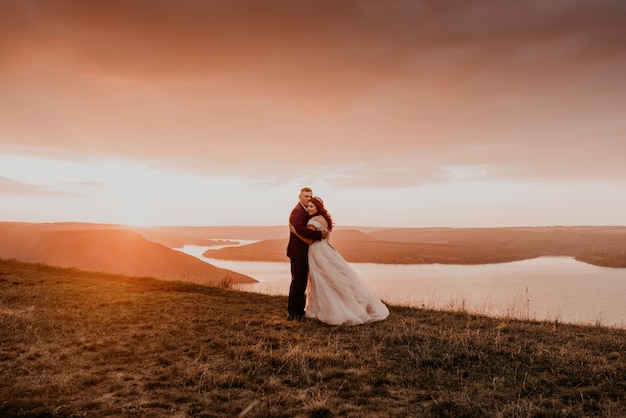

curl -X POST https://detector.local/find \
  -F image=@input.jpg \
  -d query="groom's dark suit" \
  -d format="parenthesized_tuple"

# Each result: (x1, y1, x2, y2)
(287, 202, 323, 319)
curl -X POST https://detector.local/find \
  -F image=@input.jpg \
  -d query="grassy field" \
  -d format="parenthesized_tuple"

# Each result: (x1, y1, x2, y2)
(1, 258, 625, 417)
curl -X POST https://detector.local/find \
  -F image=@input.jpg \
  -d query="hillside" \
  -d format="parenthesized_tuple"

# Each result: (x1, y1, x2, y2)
(0, 222, 255, 285)
(31, 221, 232, 248)
(1, 259, 625, 417)
(368, 226, 626, 253)
(2, 222, 625, 269)
(203, 237, 534, 265)
(203, 226, 626, 267)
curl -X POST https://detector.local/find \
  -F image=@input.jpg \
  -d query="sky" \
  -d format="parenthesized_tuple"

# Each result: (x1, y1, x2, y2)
(1, 0, 625, 228)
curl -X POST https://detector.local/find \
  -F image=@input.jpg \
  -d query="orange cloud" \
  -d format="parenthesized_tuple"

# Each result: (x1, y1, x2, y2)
(0, 176, 77, 196)
(1, 0, 625, 188)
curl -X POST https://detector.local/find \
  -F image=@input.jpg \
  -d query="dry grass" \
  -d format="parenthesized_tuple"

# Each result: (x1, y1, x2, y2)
(1, 258, 625, 417)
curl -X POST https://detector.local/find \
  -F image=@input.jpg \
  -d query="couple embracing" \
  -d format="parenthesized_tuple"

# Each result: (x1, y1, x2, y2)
(286, 187, 389, 325)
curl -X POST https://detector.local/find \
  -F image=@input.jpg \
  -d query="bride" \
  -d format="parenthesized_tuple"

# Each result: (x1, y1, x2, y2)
(290, 196, 389, 326)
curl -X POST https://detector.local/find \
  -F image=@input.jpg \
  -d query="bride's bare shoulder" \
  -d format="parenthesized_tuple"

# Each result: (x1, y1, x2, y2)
(311, 215, 328, 228)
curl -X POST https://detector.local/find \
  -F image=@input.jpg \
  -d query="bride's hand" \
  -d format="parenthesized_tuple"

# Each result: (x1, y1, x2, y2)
(289, 223, 296, 233)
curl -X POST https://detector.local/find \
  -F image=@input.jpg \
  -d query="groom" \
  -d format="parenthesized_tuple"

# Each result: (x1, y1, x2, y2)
(286, 187, 326, 320)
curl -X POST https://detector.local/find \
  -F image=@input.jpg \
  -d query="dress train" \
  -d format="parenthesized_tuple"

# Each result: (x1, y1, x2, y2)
(305, 220, 389, 325)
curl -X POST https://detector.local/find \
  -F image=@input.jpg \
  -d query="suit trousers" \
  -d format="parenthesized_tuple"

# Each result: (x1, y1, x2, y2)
(288, 256, 309, 316)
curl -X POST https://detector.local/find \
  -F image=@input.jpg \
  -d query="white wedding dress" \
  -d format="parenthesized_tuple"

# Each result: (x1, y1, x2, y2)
(305, 219, 389, 325)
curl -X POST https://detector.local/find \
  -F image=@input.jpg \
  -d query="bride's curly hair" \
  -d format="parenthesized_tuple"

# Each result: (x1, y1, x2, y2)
(310, 196, 334, 231)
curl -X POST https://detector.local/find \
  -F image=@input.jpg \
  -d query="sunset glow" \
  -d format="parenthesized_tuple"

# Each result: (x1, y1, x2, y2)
(1, 1, 625, 228)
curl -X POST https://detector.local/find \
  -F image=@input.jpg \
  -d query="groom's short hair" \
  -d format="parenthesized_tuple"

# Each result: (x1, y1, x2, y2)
(301, 187, 312, 193)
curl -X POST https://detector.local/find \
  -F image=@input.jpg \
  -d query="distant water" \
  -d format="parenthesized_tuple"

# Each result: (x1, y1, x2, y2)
(176, 244, 626, 328)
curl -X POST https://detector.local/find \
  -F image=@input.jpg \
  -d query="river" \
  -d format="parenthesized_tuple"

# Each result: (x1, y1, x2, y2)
(176, 244, 626, 328)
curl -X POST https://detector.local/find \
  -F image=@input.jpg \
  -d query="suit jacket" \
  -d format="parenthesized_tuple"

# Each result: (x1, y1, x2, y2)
(286, 202, 323, 259)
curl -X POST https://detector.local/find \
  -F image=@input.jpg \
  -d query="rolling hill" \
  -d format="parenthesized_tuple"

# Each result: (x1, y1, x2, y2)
(0, 222, 255, 285)
(202, 226, 626, 267)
